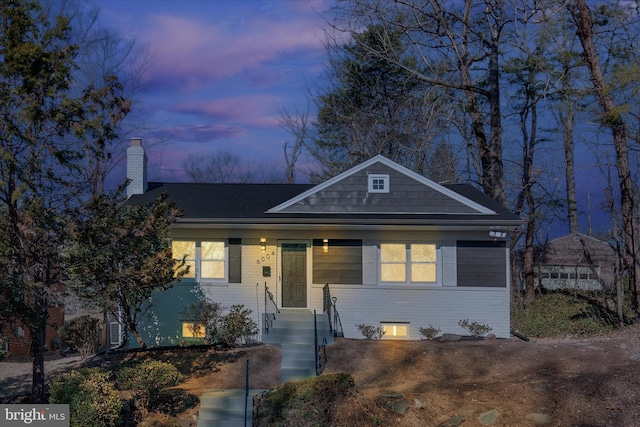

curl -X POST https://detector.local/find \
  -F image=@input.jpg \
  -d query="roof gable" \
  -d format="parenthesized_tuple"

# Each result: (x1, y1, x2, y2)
(268, 155, 495, 215)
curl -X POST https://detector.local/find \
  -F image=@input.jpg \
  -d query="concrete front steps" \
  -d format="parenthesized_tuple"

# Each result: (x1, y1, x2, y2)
(197, 389, 266, 427)
(196, 310, 333, 425)
(262, 309, 333, 383)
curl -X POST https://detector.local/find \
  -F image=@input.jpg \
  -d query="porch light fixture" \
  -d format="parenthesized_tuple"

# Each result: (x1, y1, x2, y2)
(260, 237, 267, 252)
(489, 231, 507, 239)
(323, 238, 329, 253)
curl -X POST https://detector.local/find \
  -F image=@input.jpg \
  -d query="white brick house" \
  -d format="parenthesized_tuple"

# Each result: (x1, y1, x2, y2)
(125, 141, 522, 345)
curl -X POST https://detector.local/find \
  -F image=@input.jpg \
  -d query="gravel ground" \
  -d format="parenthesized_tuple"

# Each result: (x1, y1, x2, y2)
(0, 355, 83, 398)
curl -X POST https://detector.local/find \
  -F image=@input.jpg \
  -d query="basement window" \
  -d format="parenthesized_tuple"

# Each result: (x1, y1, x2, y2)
(182, 322, 205, 339)
(368, 174, 389, 193)
(381, 322, 410, 340)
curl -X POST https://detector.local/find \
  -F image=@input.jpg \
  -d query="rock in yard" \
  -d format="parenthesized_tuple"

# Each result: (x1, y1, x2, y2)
(478, 409, 501, 425)
(414, 397, 427, 408)
(376, 390, 410, 415)
(437, 413, 466, 427)
(440, 333, 462, 342)
(392, 399, 410, 414)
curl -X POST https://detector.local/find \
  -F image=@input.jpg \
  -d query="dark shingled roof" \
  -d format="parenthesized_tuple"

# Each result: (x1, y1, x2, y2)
(127, 182, 521, 226)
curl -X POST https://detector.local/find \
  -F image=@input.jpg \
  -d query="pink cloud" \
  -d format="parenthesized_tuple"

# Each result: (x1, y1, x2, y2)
(144, 123, 246, 145)
(172, 95, 283, 128)
(138, 11, 325, 89)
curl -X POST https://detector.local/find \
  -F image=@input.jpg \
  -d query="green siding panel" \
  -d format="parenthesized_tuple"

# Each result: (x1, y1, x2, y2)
(126, 281, 203, 348)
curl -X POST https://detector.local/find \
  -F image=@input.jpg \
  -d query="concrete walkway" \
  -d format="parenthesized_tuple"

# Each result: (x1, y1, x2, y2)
(197, 389, 267, 427)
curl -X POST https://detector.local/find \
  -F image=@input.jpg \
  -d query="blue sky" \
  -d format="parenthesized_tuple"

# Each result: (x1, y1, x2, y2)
(92, 0, 333, 182)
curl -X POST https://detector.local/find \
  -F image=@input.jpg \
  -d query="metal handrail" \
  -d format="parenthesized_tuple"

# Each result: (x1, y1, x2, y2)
(322, 283, 344, 338)
(323, 283, 333, 334)
(264, 283, 279, 315)
(263, 283, 279, 336)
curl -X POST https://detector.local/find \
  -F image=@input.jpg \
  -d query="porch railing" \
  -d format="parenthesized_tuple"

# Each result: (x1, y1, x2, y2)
(263, 282, 279, 335)
(322, 283, 344, 338)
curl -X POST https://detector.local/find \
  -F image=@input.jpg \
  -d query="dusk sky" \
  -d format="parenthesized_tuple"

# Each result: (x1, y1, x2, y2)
(90, 0, 612, 235)
(92, 0, 334, 183)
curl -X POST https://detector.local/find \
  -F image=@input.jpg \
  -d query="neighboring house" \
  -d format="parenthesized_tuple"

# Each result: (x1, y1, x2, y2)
(124, 140, 522, 344)
(1, 304, 64, 358)
(516, 233, 617, 292)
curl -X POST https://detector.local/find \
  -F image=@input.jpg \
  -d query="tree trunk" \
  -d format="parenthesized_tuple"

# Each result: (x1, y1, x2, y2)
(572, 0, 639, 309)
(31, 298, 47, 403)
(124, 309, 147, 349)
(562, 104, 579, 234)
(523, 217, 536, 306)
(487, 25, 505, 206)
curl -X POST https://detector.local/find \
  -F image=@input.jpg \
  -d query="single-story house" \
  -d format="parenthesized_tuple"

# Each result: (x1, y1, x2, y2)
(123, 139, 522, 345)
(516, 233, 617, 292)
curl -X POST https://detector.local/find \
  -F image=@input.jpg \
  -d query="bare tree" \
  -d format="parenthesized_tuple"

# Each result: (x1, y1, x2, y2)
(53, 0, 151, 197)
(182, 151, 284, 183)
(329, 0, 508, 204)
(279, 105, 309, 184)
(183, 152, 242, 183)
(569, 0, 640, 308)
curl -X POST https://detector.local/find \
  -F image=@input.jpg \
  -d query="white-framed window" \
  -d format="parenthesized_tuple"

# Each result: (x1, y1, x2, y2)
(200, 241, 225, 279)
(172, 240, 227, 281)
(381, 322, 410, 339)
(380, 243, 438, 284)
(368, 174, 389, 193)
(172, 240, 196, 278)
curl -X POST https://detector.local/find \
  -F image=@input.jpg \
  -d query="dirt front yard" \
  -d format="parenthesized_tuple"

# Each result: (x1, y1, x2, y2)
(321, 327, 640, 426)
(2, 325, 640, 426)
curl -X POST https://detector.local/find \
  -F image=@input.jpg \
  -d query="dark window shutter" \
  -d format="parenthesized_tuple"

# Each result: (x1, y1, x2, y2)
(456, 240, 506, 287)
(229, 238, 241, 283)
(312, 239, 363, 284)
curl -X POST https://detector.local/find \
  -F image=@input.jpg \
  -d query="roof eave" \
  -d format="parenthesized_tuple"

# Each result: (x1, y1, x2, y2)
(173, 217, 523, 230)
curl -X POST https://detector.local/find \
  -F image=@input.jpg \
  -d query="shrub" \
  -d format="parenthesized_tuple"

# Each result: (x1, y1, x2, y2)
(59, 315, 100, 358)
(218, 305, 259, 346)
(255, 373, 355, 425)
(49, 368, 121, 427)
(355, 324, 385, 340)
(458, 319, 492, 337)
(115, 360, 183, 409)
(418, 325, 441, 340)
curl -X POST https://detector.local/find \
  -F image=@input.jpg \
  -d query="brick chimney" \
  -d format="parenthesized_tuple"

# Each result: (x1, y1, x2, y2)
(126, 137, 147, 198)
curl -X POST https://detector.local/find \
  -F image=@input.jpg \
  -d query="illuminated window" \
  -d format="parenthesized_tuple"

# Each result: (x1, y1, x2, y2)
(411, 244, 437, 283)
(368, 174, 389, 193)
(171, 240, 230, 281)
(172, 241, 196, 278)
(380, 243, 438, 283)
(182, 322, 205, 338)
(381, 243, 406, 282)
(381, 323, 409, 339)
(201, 241, 225, 279)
